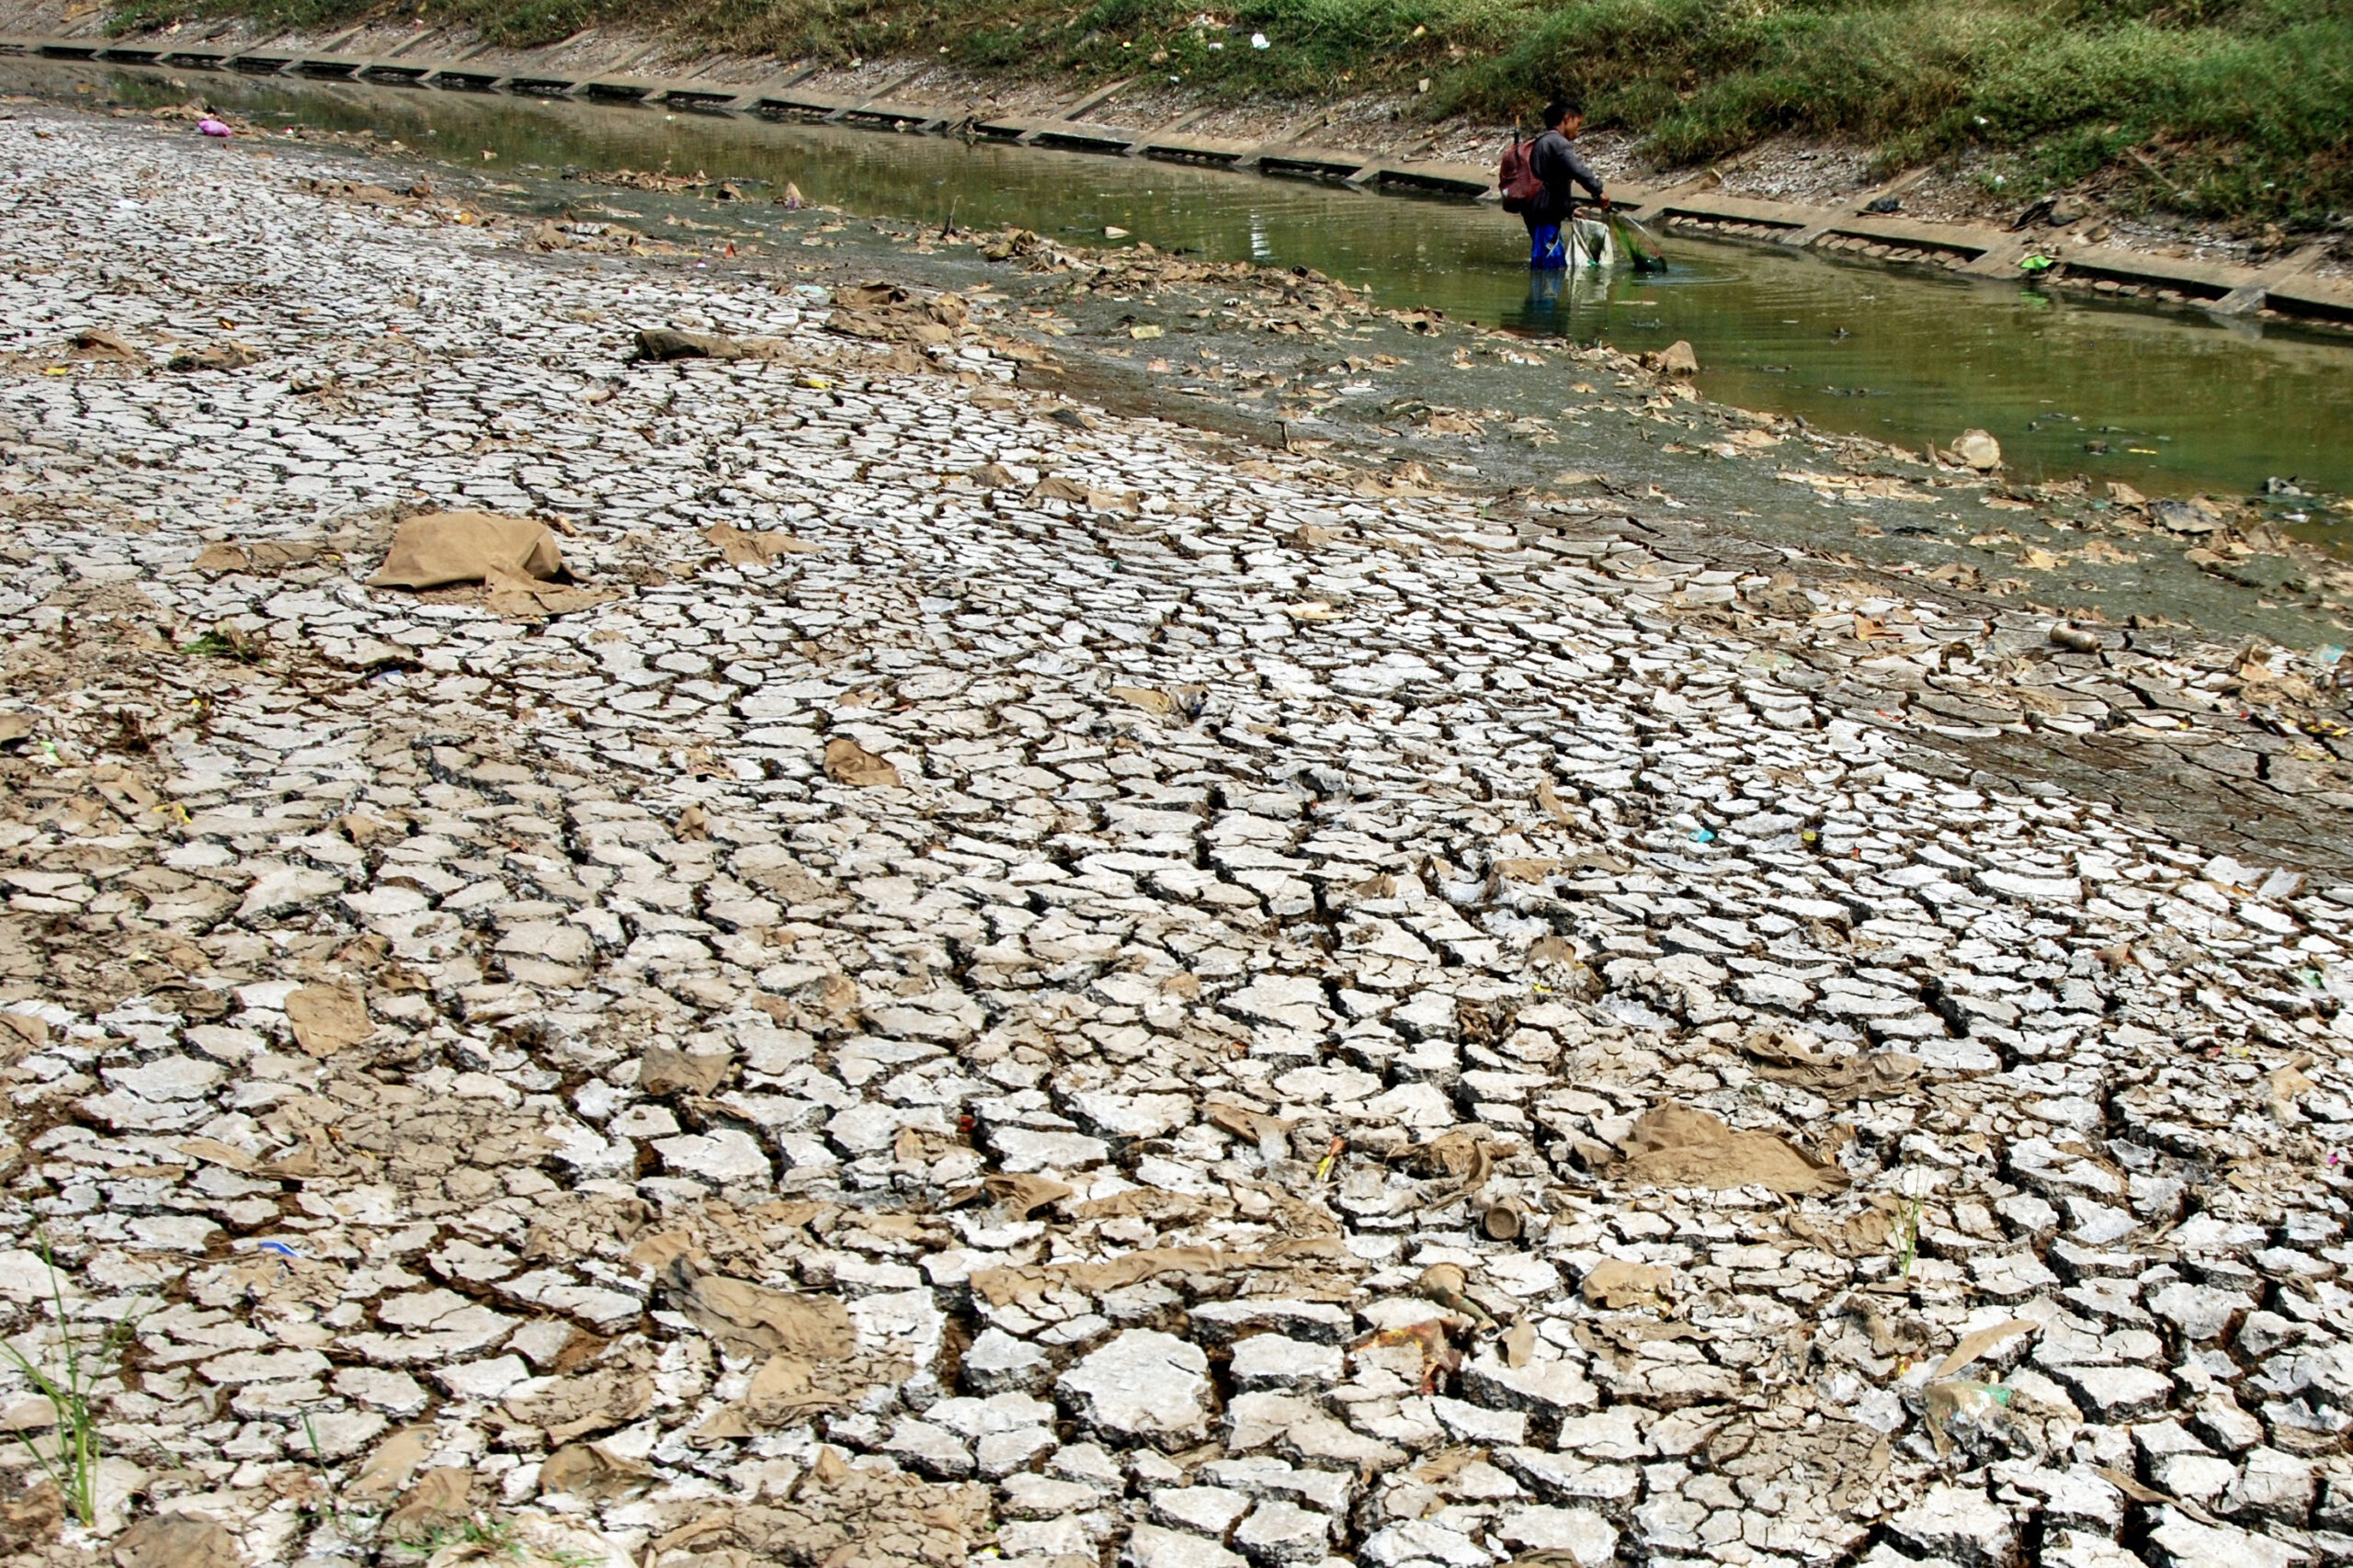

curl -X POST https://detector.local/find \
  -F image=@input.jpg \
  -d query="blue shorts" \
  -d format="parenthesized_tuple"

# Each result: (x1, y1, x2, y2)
(1529, 222, 1567, 271)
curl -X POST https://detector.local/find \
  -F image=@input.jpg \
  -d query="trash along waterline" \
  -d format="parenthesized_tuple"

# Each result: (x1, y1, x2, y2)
(17, 56, 2353, 513)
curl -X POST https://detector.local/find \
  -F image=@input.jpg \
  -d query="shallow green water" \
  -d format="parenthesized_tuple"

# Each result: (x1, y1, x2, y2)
(38, 60, 2349, 505)
(11, 60, 2352, 535)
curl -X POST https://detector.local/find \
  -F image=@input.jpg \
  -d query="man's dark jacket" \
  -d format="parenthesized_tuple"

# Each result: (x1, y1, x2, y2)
(1528, 129, 1605, 223)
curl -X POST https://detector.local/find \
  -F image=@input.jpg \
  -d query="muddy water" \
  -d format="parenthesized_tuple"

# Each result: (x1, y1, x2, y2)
(10, 60, 2353, 647)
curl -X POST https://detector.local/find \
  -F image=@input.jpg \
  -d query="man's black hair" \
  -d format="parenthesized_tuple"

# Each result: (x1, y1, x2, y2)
(1543, 97, 1581, 129)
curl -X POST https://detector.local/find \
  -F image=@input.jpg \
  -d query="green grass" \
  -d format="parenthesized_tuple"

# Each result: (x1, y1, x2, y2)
(108, 0, 2353, 227)
(0, 1241, 135, 1531)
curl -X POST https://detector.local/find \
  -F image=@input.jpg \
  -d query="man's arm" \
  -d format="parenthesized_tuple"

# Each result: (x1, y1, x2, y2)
(1561, 142, 1607, 202)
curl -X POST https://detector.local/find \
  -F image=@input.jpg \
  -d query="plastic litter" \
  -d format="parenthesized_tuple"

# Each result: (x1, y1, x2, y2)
(1569, 215, 1615, 268)
(197, 118, 230, 138)
(1922, 1378, 2015, 1457)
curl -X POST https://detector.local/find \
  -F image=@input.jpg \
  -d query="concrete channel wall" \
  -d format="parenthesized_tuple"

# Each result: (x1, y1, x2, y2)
(12, 28, 2353, 328)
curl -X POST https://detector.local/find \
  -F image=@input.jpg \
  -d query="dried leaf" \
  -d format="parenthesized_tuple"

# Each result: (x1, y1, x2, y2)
(1741, 1034, 1922, 1107)
(384, 1467, 473, 1540)
(2271, 1054, 2318, 1124)
(822, 735, 902, 788)
(969, 1237, 1347, 1306)
(1208, 1102, 1292, 1145)
(347, 1427, 432, 1503)
(110, 1515, 239, 1568)
(665, 1259, 857, 1359)
(1933, 1318, 2038, 1380)
(175, 1137, 257, 1173)
(1580, 1258, 1674, 1310)
(284, 983, 370, 1057)
(640, 1046, 730, 1097)
(982, 1173, 1072, 1221)
(704, 523, 820, 562)
(539, 1441, 652, 1501)
(1108, 685, 1176, 715)
(1528, 934, 1578, 967)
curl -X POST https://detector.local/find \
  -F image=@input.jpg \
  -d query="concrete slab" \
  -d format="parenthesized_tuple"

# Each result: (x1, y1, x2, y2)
(1028, 122, 1141, 153)
(837, 98, 950, 129)
(1813, 215, 1998, 256)
(16, 23, 2334, 324)
(2264, 277, 2353, 324)
(1137, 136, 1258, 167)
(2055, 245, 2237, 299)
(1365, 161, 1492, 199)
(753, 90, 856, 119)
(2210, 244, 2329, 316)
(1258, 146, 1371, 180)
(426, 68, 504, 91)
(660, 85, 743, 112)
(1651, 193, 1815, 229)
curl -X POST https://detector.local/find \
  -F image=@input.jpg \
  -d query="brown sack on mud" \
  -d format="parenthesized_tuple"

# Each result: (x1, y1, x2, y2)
(1615, 1103, 1849, 1196)
(369, 511, 563, 589)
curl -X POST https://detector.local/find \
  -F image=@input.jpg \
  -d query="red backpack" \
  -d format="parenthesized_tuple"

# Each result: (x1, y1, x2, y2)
(1499, 131, 1544, 213)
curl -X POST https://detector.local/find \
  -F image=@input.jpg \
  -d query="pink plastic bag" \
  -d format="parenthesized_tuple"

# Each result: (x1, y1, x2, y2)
(197, 118, 230, 138)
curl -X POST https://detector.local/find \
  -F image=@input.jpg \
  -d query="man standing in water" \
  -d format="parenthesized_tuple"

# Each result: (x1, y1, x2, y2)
(1524, 97, 1608, 270)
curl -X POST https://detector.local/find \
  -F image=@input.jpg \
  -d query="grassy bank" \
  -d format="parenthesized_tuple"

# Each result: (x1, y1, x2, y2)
(112, 0, 2353, 228)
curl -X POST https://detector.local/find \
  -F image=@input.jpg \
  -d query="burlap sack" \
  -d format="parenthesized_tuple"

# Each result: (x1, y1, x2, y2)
(369, 511, 563, 589)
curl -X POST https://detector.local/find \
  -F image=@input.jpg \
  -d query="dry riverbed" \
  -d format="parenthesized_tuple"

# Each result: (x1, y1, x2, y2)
(3, 104, 2353, 1568)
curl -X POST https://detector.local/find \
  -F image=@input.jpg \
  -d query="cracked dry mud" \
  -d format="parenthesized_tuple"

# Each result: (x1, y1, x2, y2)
(5, 107, 2353, 1568)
